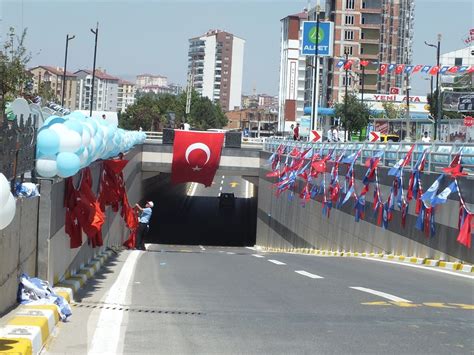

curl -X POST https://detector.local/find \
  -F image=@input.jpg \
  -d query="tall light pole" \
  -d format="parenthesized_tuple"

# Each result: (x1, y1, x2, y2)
(90, 23, 99, 117)
(424, 33, 441, 140)
(343, 49, 349, 141)
(61, 34, 75, 107)
(310, 2, 321, 133)
(405, 72, 411, 141)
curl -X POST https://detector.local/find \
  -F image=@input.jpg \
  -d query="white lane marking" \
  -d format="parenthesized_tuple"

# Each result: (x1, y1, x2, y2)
(245, 246, 256, 250)
(268, 259, 286, 265)
(355, 256, 474, 280)
(226, 252, 235, 255)
(88, 251, 141, 355)
(219, 186, 223, 191)
(252, 254, 265, 258)
(294, 270, 324, 279)
(199, 245, 206, 251)
(349, 286, 412, 303)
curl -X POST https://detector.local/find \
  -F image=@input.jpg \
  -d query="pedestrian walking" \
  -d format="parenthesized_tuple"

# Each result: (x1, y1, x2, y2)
(421, 131, 431, 143)
(293, 123, 300, 141)
(135, 201, 154, 250)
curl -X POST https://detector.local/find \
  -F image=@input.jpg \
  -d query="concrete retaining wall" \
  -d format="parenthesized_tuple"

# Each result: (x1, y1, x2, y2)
(0, 197, 39, 316)
(257, 152, 474, 264)
(37, 146, 144, 285)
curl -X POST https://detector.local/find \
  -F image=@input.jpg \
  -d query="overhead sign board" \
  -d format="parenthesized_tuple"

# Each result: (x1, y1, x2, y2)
(301, 21, 334, 57)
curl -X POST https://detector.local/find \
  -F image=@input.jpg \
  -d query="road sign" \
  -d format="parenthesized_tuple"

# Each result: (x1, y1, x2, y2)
(310, 130, 322, 142)
(301, 21, 334, 56)
(369, 131, 381, 142)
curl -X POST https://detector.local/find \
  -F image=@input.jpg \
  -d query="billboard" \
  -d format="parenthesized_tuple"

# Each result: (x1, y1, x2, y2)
(442, 92, 474, 112)
(301, 21, 334, 56)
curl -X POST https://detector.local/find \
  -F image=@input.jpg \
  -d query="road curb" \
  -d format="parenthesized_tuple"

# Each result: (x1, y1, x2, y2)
(258, 246, 473, 274)
(0, 248, 115, 355)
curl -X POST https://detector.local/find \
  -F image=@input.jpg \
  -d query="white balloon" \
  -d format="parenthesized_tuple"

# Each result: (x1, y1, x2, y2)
(79, 148, 89, 167)
(0, 193, 16, 230)
(49, 123, 69, 135)
(36, 157, 58, 178)
(0, 173, 10, 206)
(59, 130, 82, 153)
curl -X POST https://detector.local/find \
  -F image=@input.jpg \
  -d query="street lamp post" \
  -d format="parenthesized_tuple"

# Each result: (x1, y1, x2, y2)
(90, 23, 99, 117)
(424, 33, 441, 140)
(343, 49, 349, 141)
(405, 72, 411, 141)
(310, 3, 321, 133)
(61, 34, 75, 107)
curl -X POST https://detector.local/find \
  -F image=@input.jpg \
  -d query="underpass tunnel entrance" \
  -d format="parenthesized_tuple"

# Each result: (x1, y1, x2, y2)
(143, 173, 258, 247)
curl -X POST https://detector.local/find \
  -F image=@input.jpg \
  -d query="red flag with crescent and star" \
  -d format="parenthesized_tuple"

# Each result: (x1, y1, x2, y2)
(171, 130, 225, 187)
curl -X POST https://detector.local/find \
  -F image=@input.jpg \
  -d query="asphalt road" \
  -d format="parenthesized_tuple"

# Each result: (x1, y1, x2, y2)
(46, 245, 474, 355)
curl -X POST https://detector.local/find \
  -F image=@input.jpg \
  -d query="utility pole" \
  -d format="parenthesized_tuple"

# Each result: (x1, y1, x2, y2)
(361, 65, 365, 106)
(405, 72, 411, 141)
(90, 23, 99, 117)
(185, 67, 194, 120)
(310, 3, 321, 133)
(344, 49, 349, 141)
(61, 34, 75, 107)
(435, 34, 442, 141)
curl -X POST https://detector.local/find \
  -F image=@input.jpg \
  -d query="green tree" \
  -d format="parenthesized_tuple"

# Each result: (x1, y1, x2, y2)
(0, 27, 31, 118)
(334, 93, 371, 140)
(119, 95, 163, 130)
(382, 101, 403, 119)
(36, 82, 57, 103)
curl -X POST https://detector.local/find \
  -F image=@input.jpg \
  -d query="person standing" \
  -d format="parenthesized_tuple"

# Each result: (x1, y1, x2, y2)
(293, 123, 300, 141)
(135, 201, 154, 250)
(183, 122, 190, 130)
(421, 131, 431, 143)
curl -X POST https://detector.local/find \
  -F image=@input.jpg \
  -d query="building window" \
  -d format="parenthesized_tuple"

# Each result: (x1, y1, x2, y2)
(342, 76, 352, 86)
(344, 30, 354, 41)
(345, 0, 355, 10)
(360, 47, 364, 54)
(454, 57, 462, 66)
(345, 15, 354, 25)
(344, 46, 353, 55)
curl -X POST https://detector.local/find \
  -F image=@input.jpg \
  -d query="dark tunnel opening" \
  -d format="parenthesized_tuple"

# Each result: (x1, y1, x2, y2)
(142, 173, 258, 247)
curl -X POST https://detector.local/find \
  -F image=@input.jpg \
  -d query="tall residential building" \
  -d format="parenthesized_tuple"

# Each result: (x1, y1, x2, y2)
(326, 0, 414, 102)
(29, 66, 78, 109)
(136, 74, 168, 89)
(117, 80, 136, 113)
(277, 11, 308, 131)
(75, 69, 119, 112)
(188, 29, 245, 111)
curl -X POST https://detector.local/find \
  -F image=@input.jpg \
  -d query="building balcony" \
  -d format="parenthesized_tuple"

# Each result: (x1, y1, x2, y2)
(360, 8, 381, 14)
(360, 23, 381, 29)
(359, 52, 378, 60)
(360, 38, 379, 45)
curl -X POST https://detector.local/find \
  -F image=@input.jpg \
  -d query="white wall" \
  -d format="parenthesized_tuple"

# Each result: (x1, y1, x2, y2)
(202, 35, 217, 101)
(229, 37, 245, 111)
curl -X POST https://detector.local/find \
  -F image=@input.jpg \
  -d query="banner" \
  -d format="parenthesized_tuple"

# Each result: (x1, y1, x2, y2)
(442, 92, 474, 112)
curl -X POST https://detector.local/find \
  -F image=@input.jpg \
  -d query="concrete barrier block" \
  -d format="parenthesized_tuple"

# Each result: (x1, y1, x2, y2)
(461, 264, 473, 273)
(438, 261, 461, 270)
(0, 325, 41, 354)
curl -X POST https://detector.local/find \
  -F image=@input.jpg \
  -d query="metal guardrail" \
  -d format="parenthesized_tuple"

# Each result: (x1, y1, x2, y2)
(264, 138, 474, 175)
(144, 131, 163, 142)
(144, 131, 266, 146)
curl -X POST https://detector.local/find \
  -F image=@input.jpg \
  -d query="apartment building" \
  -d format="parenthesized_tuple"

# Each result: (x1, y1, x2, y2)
(136, 74, 168, 89)
(75, 69, 119, 112)
(29, 66, 78, 109)
(188, 29, 245, 111)
(117, 80, 136, 113)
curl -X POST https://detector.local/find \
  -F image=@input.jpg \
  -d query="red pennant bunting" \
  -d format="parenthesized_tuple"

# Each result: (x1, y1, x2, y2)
(412, 65, 423, 73)
(448, 66, 459, 73)
(360, 60, 369, 67)
(344, 60, 354, 70)
(429, 66, 440, 75)
(457, 213, 472, 248)
(395, 64, 405, 74)
(379, 64, 387, 75)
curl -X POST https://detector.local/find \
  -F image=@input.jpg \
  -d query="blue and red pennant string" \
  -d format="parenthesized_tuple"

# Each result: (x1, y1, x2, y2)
(266, 143, 472, 249)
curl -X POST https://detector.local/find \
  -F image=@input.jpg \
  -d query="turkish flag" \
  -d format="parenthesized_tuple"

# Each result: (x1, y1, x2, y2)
(171, 130, 225, 187)
(395, 64, 405, 74)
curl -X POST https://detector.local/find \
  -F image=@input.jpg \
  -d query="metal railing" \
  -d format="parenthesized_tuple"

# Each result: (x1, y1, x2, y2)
(144, 131, 163, 142)
(264, 138, 474, 175)
(0, 114, 38, 183)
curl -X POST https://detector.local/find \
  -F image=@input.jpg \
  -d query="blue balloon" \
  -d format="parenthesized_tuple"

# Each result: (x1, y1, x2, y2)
(43, 116, 65, 128)
(37, 129, 60, 156)
(64, 119, 84, 135)
(56, 152, 81, 178)
(69, 111, 87, 120)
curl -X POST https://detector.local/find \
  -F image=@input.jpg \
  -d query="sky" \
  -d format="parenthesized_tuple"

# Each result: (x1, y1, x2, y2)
(1, 0, 473, 97)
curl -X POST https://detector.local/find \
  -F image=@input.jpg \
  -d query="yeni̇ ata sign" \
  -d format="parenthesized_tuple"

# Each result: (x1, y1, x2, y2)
(301, 21, 334, 57)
